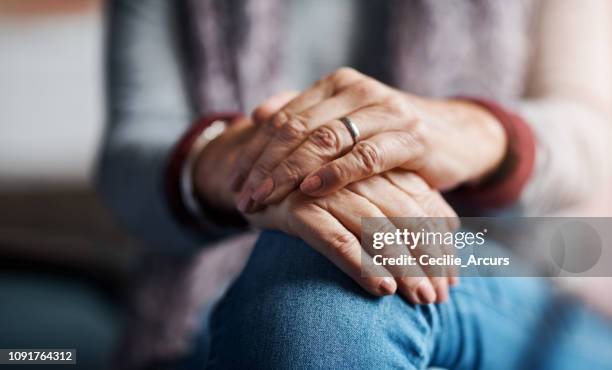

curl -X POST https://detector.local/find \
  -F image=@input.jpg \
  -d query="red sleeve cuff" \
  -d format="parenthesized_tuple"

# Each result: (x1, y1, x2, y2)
(451, 98, 536, 210)
(165, 112, 242, 226)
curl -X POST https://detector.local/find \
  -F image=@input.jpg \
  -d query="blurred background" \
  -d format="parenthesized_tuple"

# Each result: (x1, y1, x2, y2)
(0, 1, 139, 368)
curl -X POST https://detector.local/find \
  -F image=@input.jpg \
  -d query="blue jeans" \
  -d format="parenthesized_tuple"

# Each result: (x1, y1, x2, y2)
(187, 231, 612, 369)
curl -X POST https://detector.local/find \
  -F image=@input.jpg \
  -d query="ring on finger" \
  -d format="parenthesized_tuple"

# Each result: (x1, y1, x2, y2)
(339, 116, 360, 145)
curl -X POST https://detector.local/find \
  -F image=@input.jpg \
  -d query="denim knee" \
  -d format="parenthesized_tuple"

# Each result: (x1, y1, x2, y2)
(206, 231, 436, 370)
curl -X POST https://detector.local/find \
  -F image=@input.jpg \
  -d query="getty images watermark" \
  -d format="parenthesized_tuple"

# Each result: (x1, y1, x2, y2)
(360, 217, 612, 277)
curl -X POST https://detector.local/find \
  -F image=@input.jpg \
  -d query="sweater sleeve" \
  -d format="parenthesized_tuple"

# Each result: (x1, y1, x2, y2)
(449, 98, 536, 211)
(96, 0, 238, 252)
(451, 0, 612, 216)
(514, 0, 612, 215)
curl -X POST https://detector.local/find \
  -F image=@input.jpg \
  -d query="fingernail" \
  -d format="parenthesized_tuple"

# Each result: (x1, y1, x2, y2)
(417, 280, 437, 304)
(435, 285, 449, 303)
(237, 189, 253, 213)
(449, 275, 460, 286)
(300, 175, 322, 193)
(252, 177, 274, 202)
(379, 277, 396, 295)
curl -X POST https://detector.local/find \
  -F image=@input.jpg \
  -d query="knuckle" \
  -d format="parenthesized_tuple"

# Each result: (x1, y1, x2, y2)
(277, 116, 308, 143)
(330, 67, 360, 84)
(348, 80, 374, 98)
(396, 129, 426, 158)
(326, 232, 356, 259)
(353, 141, 382, 173)
(278, 158, 303, 186)
(264, 110, 290, 136)
(311, 78, 329, 93)
(420, 194, 445, 217)
(348, 78, 387, 98)
(252, 106, 265, 122)
(411, 121, 429, 151)
(403, 172, 431, 193)
(328, 162, 351, 184)
(409, 117, 426, 138)
(383, 96, 409, 115)
(309, 125, 342, 154)
(252, 103, 273, 123)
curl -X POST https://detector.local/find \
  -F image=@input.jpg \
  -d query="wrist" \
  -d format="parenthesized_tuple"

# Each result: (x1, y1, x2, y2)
(192, 117, 256, 212)
(451, 99, 508, 184)
(446, 97, 536, 209)
(193, 130, 239, 213)
(407, 95, 507, 187)
(165, 112, 244, 229)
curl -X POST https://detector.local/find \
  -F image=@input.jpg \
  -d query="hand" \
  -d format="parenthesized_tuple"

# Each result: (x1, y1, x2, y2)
(193, 91, 298, 212)
(245, 170, 460, 304)
(230, 67, 507, 212)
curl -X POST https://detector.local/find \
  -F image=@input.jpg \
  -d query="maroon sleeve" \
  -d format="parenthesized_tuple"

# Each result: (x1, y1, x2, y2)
(450, 98, 536, 210)
(165, 112, 243, 226)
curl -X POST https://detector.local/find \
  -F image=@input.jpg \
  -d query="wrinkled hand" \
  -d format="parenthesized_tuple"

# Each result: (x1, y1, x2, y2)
(193, 94, 460, 304)
(193, 92, 298, 213)
(230, 67, 506, 212)
(245, 170, 459, 304)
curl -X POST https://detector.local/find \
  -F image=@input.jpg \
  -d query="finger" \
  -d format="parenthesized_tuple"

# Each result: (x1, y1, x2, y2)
(229, 91, 300, 192)
(384, 171, 460, 296)
(235, 92, 344, 207)
(251, 90, 300, 123)
(260, 67, 364, 125)
(249, 118, 354, 206)
(385, 171, 459, 283)
(301, 130, 426, 197)
(243, 191, 397, 296)
(348, 176, 445, 303)
(391, 216, 451, 303)
(316, 188, 433, 305)
(413, 188, 460, 290)
(384, 171, 460, 242)
(242, 79, 389, 209)
(291, 203, 398, 297)
(252, 104, 416, 205)
(239, 105, 347, 209)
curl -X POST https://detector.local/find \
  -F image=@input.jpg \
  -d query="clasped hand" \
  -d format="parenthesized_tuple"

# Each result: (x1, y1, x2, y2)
(195, 68, 507, 304)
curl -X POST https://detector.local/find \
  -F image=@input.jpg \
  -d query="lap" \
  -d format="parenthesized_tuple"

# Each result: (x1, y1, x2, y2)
(203, 231, 612, 370)
(207, 230, 431, 369)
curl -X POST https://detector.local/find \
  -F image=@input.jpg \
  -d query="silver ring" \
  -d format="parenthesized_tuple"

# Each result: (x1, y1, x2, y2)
(339, 116, 360, 145)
